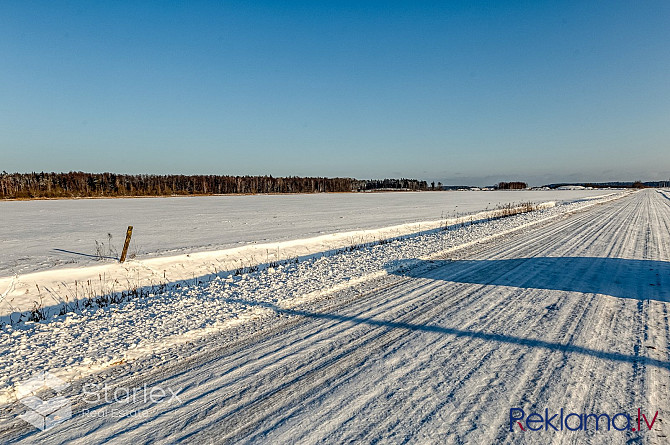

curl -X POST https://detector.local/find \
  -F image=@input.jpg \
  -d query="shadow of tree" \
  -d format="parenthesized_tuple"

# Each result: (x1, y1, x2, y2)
(220, 297, 670, 370)
(387, 257, 670, 302)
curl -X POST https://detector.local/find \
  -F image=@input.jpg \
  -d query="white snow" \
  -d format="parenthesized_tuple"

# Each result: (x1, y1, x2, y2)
(0, 190, 615, 277)
(0, 191, 627, 408)
(0, 190, 615, 318)
(0, 200, 561, 320)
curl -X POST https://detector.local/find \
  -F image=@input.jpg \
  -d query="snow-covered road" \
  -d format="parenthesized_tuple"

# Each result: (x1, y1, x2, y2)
(3, 189, 670, 444)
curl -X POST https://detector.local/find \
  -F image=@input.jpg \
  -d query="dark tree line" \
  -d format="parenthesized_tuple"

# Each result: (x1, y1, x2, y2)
(0, 172, 428, 199)
(495, 181, 528, 190)
(353, 178, 428, 192)
(548, 181, 669, 189)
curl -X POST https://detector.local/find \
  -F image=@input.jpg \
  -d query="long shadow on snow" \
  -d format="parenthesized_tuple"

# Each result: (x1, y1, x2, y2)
(387, 257, 670, 302)
(53, 248, 117, 260)
(220, 297, 670, 370)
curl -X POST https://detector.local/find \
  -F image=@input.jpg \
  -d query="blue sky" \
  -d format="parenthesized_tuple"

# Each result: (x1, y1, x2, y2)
(1, 1, 669, 185)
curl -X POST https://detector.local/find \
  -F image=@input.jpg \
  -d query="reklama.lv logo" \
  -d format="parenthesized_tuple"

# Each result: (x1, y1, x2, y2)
(510, 408, 659, 432)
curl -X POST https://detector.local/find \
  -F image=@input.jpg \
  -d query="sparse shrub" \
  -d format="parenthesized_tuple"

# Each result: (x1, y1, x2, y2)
(94, 233, 119, 260)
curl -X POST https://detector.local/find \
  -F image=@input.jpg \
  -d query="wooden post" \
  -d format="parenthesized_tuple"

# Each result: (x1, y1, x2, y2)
(120, 226, 133, 263)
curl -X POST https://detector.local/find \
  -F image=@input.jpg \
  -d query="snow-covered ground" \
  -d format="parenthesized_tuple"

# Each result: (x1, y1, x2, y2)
(0, 190, 614, 277)
(0, 200, 564, 321)
(10, 188, 670, 445)
(0, 190, 616, 321)
(4, 189, 659, 444)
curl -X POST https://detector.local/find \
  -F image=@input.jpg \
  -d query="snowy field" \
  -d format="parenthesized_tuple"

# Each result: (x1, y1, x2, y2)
(5, 189, 670, 444)
(0, 190, 610, 323)
(0, 190, 614, 276)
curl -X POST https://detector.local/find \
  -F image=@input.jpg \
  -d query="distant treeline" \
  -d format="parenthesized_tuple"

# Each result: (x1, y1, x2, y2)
(495, 181, 528, 190)
(0, 172, 428, 199)
(547, 181, 670, 189)
(354, 178, 429, 192)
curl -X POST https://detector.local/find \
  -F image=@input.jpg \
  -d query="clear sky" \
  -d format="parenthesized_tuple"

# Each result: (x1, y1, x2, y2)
(1, 1, 669, 185)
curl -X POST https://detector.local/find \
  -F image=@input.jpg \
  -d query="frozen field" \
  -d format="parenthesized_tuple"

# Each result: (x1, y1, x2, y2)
(0, 190, 614, 277)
